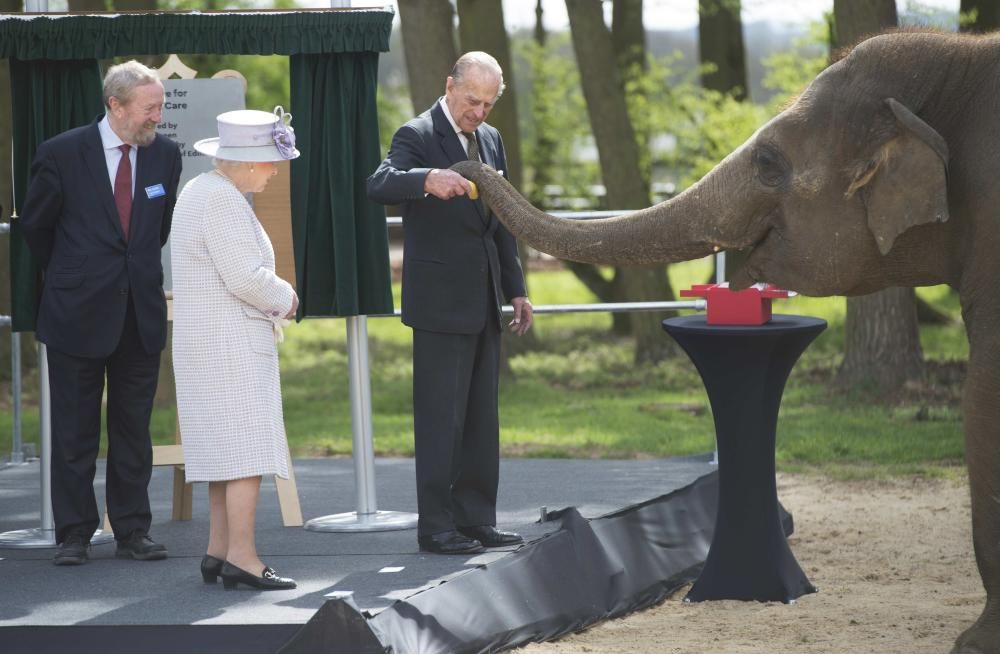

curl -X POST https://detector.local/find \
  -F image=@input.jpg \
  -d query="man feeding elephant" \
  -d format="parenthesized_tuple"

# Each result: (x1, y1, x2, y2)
(453, 31, 999, 654)
(368, 51, 532, 556)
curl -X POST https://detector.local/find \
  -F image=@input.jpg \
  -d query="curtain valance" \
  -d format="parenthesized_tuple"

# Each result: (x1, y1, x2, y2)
(0, 9, 392, 60)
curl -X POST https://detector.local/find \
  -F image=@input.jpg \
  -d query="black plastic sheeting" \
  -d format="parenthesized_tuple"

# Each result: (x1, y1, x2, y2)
(279, 471, 793, 654)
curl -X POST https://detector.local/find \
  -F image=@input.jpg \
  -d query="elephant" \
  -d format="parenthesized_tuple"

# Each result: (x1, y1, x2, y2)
(452, 30, 1000, 654)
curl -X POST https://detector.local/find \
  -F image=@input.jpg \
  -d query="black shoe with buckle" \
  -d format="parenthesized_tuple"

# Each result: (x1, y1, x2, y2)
(458, 525, 523, 548)
(53, 534, 90, 566)
(220, 562, 296, 590)
(115, 531, 168, 561)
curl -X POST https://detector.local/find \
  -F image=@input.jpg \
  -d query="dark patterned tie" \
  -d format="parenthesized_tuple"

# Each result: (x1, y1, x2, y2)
(462, 131, 479, 161)
(114, 144, 132, 240)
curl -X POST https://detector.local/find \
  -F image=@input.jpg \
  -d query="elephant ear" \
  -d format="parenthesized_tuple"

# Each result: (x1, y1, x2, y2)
(856, 98, 950, 256)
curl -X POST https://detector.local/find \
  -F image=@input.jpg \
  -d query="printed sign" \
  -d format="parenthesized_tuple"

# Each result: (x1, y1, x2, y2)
(157, 78, 245, 289)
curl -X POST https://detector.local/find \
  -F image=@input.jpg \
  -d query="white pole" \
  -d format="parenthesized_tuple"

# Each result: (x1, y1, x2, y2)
(9, 333, 24, 465)
(38, 344, 53, 531)
(347, 316, 377, 515)
(303, 316, 418, 532)
(0, 345, 57, 547)
(711, 251, 726, 465)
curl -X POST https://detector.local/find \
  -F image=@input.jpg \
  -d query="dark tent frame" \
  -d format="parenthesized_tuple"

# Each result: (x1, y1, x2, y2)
(1, 9, 395, 331)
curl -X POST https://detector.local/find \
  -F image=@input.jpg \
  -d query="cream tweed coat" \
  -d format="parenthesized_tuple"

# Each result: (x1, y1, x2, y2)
(171, 171, 295, 482)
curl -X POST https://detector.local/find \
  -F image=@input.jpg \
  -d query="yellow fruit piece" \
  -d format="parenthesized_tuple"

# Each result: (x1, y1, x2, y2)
(468, 181, 479, 200)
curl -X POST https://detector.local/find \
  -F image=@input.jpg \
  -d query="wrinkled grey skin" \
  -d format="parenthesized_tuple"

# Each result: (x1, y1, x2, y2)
(453, 31, 1000, 654)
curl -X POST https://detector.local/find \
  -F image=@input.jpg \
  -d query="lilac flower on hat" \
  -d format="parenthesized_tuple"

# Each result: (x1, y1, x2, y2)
(272, 106, 297, 160)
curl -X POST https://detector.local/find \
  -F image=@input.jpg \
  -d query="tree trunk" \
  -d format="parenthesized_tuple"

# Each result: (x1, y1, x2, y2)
(834, 0, 923, 394)
(836, 288, 925, 391)
(832, 0, 897, 48)
(566, 0, 675, 363)
(698, 0, 748, 101)
(612, 0, 645, 82)
(398, 0, 459, 115)
(612, 0, 649, 188)
(457, 0, 522, 191)
(698, 0, 749, 280)
(527, 0, 556, 209)
(960, 0, 1000, 32)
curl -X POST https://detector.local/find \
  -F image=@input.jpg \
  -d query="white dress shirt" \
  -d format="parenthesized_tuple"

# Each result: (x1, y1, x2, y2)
(439, 98, 479, 160)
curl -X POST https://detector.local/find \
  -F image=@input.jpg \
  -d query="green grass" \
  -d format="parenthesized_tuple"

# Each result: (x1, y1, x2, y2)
(0, 259, 969, 478)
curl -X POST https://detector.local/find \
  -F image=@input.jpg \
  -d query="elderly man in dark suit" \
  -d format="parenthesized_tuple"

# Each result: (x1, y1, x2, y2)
(368, 51, 533, 554)
(20, 60, 182, 565)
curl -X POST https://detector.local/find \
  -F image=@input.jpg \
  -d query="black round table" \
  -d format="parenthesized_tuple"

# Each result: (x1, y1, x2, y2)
(662, 314, 827, 603)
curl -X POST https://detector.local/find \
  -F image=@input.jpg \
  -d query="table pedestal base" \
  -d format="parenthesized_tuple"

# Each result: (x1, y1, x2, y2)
(663, 314, 826, 603)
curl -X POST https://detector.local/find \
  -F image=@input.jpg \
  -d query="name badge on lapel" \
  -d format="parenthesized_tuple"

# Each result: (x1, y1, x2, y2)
(145, 183, 166, 199)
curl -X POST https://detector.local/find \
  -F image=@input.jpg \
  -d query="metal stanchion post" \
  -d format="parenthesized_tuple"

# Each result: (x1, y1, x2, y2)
(9, 331, 24, 465)
(710, 251, 727, 466)
(0, 344, 56, 547)
(0, 344, 113, 548)
(304, 315, 418, 532)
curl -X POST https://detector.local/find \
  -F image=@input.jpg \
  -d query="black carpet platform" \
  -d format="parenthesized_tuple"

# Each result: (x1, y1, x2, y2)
(0, 455, 765, 653)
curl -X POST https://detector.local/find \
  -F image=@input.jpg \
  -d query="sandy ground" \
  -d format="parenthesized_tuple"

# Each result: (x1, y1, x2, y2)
(520, 472, 983, 654)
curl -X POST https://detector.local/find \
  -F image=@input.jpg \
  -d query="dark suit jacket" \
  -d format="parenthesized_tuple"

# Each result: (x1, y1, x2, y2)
(367, 101, 526, 334)
(20, 117, 182, 358)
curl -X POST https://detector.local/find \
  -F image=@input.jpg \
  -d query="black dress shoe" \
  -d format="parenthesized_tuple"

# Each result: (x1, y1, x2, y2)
(201, 554, 225, 583)
(458, 525, 523, 548)
(115, 531, 168, 561)
(220, 562, 296, 590)
(418, 530, 485, 554)
(53, 535, 89, 566)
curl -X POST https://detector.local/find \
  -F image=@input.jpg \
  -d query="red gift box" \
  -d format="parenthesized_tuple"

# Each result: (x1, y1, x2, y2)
(680, 283, 792, 325)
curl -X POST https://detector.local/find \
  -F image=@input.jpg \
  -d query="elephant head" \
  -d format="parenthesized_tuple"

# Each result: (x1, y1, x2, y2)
(453, 33, 955, 297)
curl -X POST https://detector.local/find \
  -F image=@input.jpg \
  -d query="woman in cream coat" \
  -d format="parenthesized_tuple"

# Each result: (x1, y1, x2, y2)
(171, 107, 299, 590)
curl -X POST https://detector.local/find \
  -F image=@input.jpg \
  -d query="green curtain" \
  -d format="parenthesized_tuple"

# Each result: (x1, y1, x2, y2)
(0, 11, 391, 59)
(290, 52, 393, 317)
(9, 58, 104, 332)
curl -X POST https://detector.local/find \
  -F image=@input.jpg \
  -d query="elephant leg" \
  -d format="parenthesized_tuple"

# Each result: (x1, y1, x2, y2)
(951, 355, 1000, 654)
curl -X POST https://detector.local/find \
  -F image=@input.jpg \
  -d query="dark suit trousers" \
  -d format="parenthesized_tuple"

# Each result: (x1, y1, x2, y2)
(47, 295, 160, 543)
(412, 316, 501, 537)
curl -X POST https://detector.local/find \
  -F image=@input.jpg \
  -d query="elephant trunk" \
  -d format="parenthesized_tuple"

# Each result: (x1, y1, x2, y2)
(452, 148, 767, 267)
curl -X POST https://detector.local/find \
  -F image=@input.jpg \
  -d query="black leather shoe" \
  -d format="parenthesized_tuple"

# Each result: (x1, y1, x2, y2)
(458, 525, 523, 548)
(201, 554, 225, 583)
(115, 532, 168, 561)
(418, 530, 485, 554)
(53, 535, 89, 566)
(220, 562, 296, 590)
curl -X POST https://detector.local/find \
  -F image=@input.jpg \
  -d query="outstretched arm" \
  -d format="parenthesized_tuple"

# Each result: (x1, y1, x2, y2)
(367, 124, 472, 205)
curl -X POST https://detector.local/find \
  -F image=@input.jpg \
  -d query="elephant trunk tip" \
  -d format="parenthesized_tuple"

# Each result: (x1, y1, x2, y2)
(450, 160, 489, 179)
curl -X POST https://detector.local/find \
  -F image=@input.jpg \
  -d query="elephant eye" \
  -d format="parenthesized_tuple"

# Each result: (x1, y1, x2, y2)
(753, 145, 789, 188)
